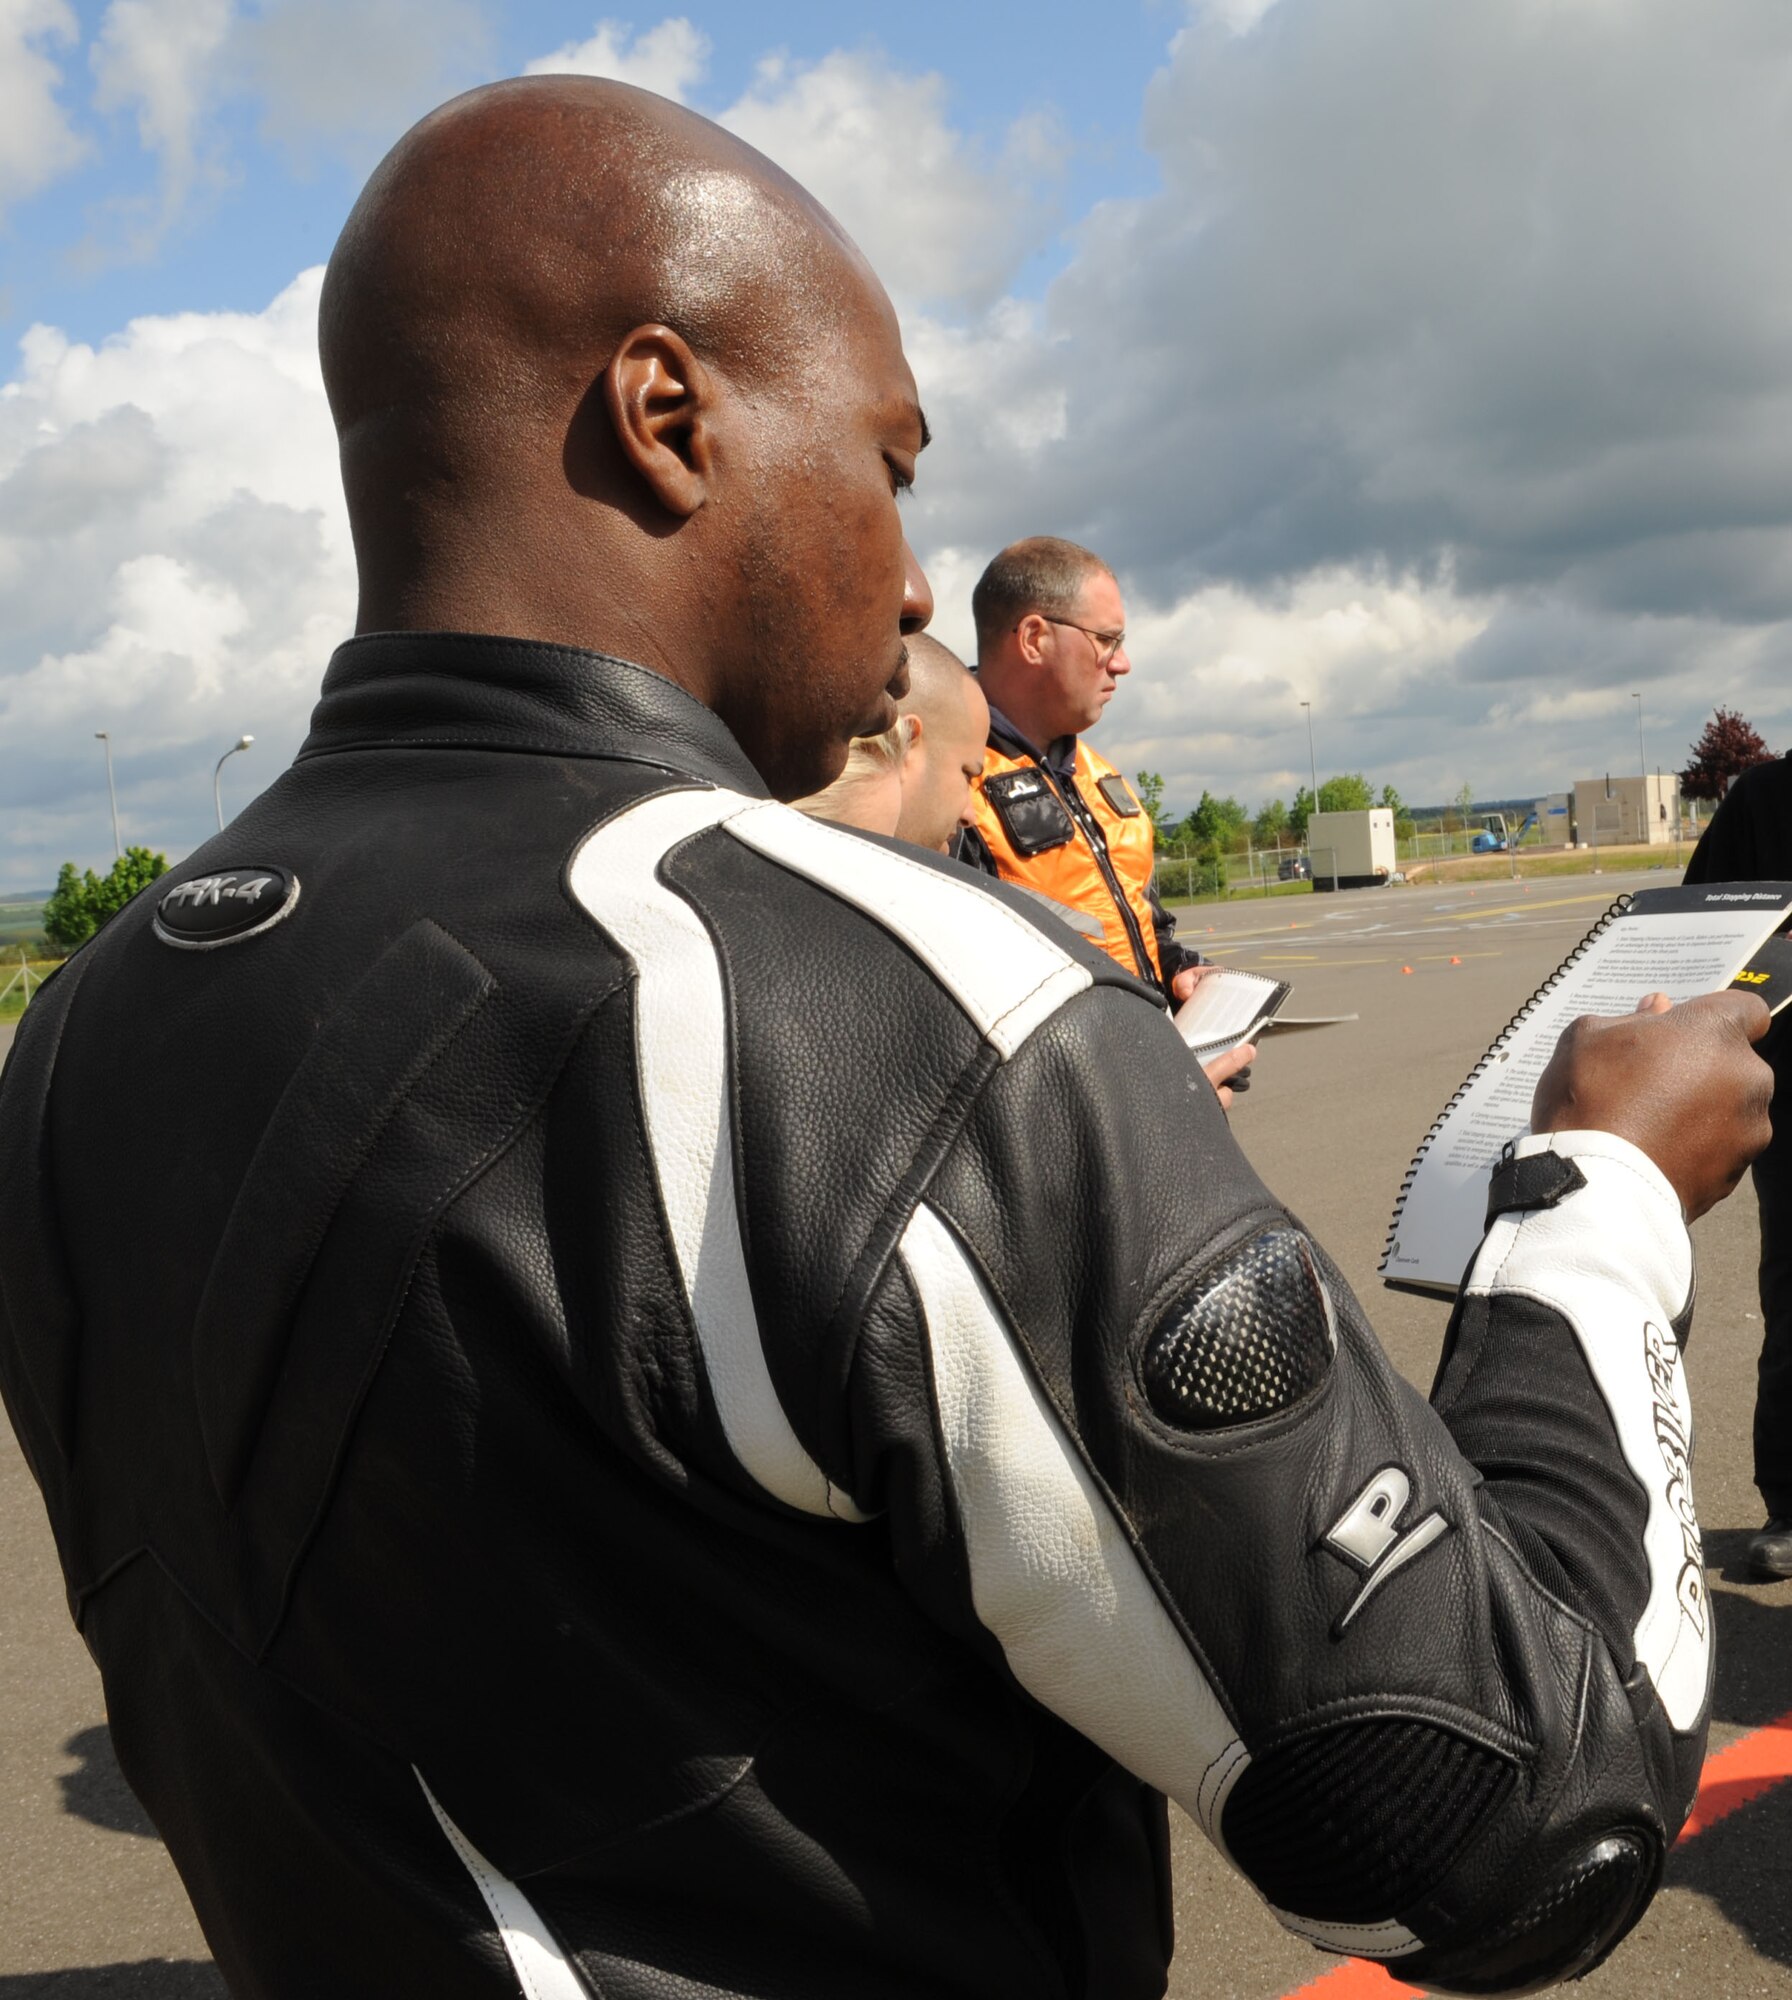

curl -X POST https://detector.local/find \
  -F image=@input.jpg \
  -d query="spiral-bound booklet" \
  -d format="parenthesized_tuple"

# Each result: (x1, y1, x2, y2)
(1381, 882, 1792, 1297)
(1173, 966, 1357, 1063)
(1174, 968, 1290, 1060)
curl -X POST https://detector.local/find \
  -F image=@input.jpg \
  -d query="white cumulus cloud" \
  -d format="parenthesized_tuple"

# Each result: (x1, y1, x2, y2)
(11, 2, 1792, 890)
(1096, 567, 1496, 815)
(888, 0, 1792, 814)
(88, 0, 234, 250)
(525, 15, 709, 103)
(0, 268, 352, 884)
(0, 0, 87, 220)
(522, 18, 1061, 315)
(717, 49, 1057, 313)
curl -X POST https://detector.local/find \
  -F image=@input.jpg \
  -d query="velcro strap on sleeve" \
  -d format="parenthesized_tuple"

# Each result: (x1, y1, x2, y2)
(1485, 1144, 1587, 1227)
(1469, 1131, 1689, 1320)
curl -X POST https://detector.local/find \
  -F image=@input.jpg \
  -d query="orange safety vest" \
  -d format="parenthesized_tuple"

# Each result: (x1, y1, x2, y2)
(970, 737, 1164, 985)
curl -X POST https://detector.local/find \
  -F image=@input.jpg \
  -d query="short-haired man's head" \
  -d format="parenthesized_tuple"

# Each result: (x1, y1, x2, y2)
(895, 634, 990, 853)
(898, 633, 972, 725)
(971, 537, 1112, 659)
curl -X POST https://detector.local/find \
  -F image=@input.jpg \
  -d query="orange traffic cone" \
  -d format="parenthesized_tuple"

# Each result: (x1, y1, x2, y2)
(1450, 956, 1461, 965)
(1402, 964, 1413, 975)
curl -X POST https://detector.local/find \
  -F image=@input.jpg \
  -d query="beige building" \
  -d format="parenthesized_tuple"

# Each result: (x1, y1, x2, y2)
(1571, 773, 1681, 846)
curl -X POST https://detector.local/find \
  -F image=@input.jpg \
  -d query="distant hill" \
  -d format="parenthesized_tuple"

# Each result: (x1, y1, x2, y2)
(0, 894, 50, 953)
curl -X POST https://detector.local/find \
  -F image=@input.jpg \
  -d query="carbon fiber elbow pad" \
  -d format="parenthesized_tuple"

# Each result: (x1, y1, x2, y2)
(1218, 1656, 1666, 1997)
(1397, 1832, 1657, 1995)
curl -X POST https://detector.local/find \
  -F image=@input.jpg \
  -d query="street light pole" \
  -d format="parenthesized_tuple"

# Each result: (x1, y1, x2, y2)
(214, 735, 255, 831)
(1298, 698, 1332, 891)
(94, 731, 120, 860)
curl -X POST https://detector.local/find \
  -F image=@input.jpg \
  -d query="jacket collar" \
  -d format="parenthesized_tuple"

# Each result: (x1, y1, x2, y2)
(299, 631, 769, 798)
(983, 698, 1078, 786)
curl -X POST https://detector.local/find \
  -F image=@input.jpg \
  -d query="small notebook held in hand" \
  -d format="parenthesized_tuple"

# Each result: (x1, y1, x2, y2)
(1381, 881, 1792, 1298)
(1173, 967, 1357, 1063)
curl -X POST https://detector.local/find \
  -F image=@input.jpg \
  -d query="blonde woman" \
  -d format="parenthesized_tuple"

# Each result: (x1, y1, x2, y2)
(791, 716, 916, 836)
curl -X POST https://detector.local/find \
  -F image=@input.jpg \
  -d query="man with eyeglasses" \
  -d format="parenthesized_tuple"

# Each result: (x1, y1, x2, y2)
(960, 536, 1204, 1002)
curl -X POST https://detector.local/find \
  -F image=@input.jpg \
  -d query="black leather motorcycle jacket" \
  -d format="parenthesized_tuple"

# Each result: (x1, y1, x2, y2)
(0, 634, 1711, 1999)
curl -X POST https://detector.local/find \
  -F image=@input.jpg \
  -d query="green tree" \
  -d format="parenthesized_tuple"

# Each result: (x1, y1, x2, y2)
(1254, 798, 1289, 848)
(1320, 773, 1374, 813)
(41, 848, 169, 953)
(91, 846, 168, 921)
(42, 862, 97, 952)
(1378, 783, 1404, 818)
(1292, 774, 1374, 839)
(1134, 770, 1174, 841)
(1220, 796, 1250, 847)
(1455, 781, 1475, 817)
(1185, 790, 1248, 850)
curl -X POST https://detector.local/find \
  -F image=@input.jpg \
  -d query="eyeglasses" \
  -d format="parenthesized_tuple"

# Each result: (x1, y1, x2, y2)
(1026, 616, 1127, 667)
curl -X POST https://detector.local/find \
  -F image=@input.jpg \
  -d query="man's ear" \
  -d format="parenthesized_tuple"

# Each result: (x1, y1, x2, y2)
(602, 323, 715, 519)
(1015, 612, 1051, 666)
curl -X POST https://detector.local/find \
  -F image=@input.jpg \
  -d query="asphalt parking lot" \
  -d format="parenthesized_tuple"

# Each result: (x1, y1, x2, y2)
(3, 867, 1790, 1997)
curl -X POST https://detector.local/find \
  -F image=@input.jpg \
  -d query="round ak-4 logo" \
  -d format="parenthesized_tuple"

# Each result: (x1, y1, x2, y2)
(154, 867, 300, 950)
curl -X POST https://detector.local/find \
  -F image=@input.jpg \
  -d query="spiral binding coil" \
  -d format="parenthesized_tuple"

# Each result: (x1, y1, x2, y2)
(1379, 892, 1634, 1274)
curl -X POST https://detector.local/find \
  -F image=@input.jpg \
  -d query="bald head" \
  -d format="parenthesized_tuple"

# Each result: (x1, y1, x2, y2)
(895, 634, 990, 853)
(322, 80, 866, 467)
(319, 76, 932, 798)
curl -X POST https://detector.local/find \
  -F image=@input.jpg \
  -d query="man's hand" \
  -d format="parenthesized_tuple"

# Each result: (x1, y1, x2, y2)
(1171, 963, 1216, 1005)
(1532, 989, 1774, 1219)
(1203, 1041, 1256, 1113)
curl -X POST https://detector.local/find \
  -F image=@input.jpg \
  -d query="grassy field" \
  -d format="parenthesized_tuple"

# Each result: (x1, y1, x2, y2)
(0, 897, 48, 959)
(1159, 873, 1315, 904)
(0, 892, 54, 1018)
(0, 961, 58, 1022)
(1159, 841, 1686, 912)
(1401, 843, 1688, 885)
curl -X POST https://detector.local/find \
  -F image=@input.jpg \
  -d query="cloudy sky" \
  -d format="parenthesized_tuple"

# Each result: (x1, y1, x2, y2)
(3, 0, 1790, 887)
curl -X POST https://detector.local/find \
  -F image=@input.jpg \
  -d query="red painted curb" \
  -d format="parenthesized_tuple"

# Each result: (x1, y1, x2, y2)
(1277, 1706, 1792, 1998)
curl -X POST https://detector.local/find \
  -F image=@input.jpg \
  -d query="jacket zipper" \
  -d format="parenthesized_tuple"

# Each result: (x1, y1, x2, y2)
(1035, 758, 1157, 984)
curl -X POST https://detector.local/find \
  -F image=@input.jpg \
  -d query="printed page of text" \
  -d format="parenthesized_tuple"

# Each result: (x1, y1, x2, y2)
(1383, 906, 1776, 1288)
